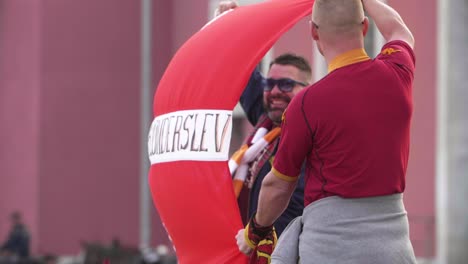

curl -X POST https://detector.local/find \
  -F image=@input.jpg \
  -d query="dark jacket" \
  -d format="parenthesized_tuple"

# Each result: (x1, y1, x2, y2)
(1, 224, 30, 258)
(239, 70, 304, 236)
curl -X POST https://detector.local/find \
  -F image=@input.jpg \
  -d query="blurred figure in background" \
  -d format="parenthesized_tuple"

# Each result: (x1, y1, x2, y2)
(41, 254, 57, 264)
(1, 211, 30, 261)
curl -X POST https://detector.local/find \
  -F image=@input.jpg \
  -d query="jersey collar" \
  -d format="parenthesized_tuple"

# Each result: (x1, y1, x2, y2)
(328, 48, 370, 73)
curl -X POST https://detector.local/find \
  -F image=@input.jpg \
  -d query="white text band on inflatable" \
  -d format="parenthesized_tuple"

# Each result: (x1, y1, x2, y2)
(148, 109, 233, 164)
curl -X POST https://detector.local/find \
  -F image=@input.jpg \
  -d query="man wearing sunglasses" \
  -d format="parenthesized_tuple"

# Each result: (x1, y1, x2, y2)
(232, 53, 312, 237)
(242, 55, 311, 128)
(237, 0, 417, 263)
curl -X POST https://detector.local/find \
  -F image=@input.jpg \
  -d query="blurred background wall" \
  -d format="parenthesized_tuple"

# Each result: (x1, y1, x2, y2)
(0, 0, 466, 263)
(0, 0, 142, 255)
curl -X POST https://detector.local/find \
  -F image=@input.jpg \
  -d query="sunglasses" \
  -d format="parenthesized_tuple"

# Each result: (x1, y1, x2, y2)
(264, 78, 308, 93)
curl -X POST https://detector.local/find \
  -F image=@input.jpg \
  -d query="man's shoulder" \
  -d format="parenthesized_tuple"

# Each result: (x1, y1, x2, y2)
(381, 40, 414, 52)
(300, 75, 337, 97)
(377, 40, 416, 65)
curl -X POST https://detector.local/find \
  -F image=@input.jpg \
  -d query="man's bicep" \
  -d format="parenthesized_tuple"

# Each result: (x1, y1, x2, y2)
(273, 97, 313, 180)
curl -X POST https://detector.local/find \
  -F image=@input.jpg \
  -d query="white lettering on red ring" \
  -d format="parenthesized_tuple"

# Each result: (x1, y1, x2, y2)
(148, 109, 233, 164)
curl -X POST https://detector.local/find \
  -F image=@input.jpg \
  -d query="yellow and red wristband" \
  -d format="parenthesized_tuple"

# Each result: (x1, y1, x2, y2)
(244, 214, 277, 249)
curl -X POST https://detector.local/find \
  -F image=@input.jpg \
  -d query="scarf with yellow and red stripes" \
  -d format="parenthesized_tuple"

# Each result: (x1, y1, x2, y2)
(229, 115, 281, 198)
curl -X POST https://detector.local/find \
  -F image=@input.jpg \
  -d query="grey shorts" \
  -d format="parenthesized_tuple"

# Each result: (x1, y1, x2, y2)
(272, 194, 417, 264)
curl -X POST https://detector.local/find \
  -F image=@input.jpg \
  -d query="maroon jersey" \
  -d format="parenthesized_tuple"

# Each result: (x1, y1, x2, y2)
(272, 41, 416, 206)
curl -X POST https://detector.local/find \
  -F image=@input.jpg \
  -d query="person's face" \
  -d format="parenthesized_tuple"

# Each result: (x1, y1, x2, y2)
(263, 64, 307, 124)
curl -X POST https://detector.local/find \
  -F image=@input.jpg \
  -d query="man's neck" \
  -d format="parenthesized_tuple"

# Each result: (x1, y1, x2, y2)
(322, 37, 365, 65)
(272, 121, 281, 127)
(327, 48, 370, 73)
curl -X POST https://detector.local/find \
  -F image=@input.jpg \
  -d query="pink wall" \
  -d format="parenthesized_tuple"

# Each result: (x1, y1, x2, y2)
(36, 0, 141, 254)
(274, 17, 314, 67)
(171, 0, 210, 53)
(154, 1, 173, 86)
(1, 0, 141, 255)
(152, 0, 173, 248)
(391, 0, 437, 257)
(0, 0, 41, 254)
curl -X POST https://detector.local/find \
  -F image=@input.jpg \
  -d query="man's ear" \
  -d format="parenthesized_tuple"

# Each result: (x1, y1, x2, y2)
(311, 23, 319, 41)
(362, 16, 369, 37)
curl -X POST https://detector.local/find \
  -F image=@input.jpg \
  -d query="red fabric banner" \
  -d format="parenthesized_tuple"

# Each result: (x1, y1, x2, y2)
(148, 1, 313, 263)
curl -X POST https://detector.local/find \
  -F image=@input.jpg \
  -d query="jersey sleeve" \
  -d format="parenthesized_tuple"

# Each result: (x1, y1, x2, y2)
(272, 91, 313, 181)
(377, 40, 416, 85)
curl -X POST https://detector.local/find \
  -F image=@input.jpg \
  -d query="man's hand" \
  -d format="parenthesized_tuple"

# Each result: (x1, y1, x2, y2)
(214, 1, 239, 17)
(244, 216, 276, 249)
(236, 229, 252, 255)
(236, 214, 277, 263)
(236, 228, 277, 263)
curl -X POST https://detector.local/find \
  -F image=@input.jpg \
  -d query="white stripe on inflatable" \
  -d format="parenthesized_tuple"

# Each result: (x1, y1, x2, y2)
(148, 109, 233, 164)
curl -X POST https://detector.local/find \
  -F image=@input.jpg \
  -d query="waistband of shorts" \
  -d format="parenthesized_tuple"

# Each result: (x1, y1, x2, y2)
(304, 193, 405, 219)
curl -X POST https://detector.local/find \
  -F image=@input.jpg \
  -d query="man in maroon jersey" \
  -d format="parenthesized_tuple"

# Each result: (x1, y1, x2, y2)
(236, 0, 417, 263)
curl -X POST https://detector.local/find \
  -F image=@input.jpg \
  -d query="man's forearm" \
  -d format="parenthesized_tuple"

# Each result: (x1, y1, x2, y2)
(255, 171, 297, 226)
(239, 69, 265, 125)
(362, 0, 414, 47)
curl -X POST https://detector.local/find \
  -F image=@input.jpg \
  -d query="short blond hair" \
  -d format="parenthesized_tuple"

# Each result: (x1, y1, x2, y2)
(312, 0, 365, 35)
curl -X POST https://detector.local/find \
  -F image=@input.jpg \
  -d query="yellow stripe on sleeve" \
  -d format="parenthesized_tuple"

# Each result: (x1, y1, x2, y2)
(271, 167, 299, 182)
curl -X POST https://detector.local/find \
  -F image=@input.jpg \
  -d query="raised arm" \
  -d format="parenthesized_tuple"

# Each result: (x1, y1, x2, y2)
(362, 0, 414, 48)
(214, 1, 264, 124)
(239, 70, 265, 125)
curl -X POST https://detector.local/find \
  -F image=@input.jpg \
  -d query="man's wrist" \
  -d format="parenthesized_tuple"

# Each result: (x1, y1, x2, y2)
(251, 214, 274, 237)
(244, 213, 275, 249)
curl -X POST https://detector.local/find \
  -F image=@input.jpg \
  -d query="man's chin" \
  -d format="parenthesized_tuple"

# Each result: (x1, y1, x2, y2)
(267, 110, 284, 124)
